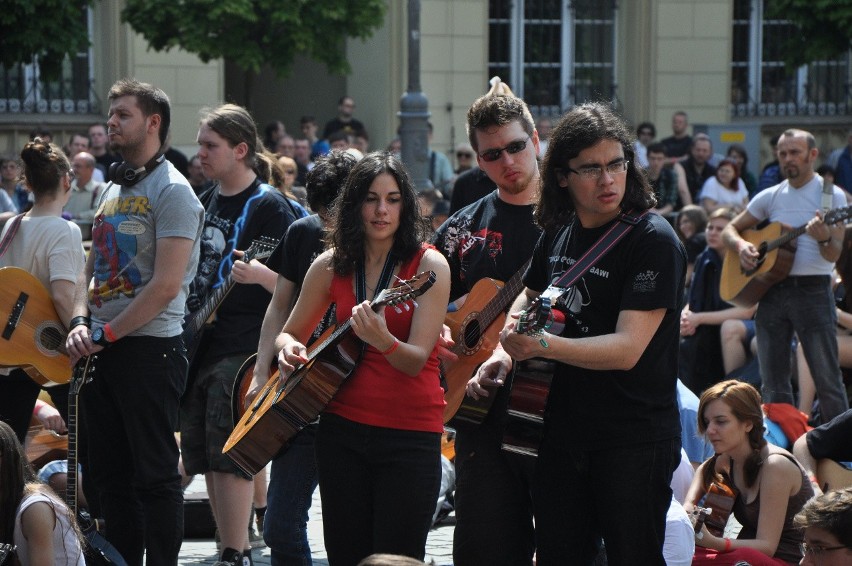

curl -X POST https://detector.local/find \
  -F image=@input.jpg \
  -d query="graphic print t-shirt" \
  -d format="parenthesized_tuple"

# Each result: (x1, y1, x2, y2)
(88, 161, 203, 337)
(432, 191, 540, 302)
(187, 181, 295, 358)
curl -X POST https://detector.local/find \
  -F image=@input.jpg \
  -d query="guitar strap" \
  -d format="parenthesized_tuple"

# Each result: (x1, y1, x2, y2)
(0, 213, 25, 258)
(355, 252, 398, 358)
(549, 209, 648, 289)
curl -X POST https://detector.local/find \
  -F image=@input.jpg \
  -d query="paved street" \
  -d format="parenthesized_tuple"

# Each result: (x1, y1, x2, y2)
(178, 473, 455, 565)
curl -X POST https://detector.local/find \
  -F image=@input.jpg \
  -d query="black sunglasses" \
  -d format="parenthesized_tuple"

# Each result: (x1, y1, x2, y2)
(478, 136, 531, 162)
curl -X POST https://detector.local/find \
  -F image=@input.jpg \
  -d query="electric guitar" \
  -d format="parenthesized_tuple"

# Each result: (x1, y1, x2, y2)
(443, 259, 531, 424)
(719, 205, 852, 307)
(0, 266, 71, 386)
(68, 357, 128, 565)
(223, 271, 437, 476)
(500, 296, 556, 457)
(182, 236, 278, 367)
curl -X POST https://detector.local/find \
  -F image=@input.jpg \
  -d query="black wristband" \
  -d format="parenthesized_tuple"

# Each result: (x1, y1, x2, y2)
(68, 316, 90, 329)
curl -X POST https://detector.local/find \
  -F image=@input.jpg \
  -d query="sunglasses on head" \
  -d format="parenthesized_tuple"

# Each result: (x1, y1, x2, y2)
(478, 136, 531, 162)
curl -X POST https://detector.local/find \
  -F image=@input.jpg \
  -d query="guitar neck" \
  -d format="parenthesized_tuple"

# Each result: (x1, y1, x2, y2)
(766, 205, 850, 252)
(66, 374, 80, 516)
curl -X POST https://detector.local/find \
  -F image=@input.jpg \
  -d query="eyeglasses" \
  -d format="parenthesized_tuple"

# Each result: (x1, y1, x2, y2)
(560, 160, 630, 181)
(478, 136, 531, 162)
(456, 152, 473, 159)
(800, 542, 849, 557)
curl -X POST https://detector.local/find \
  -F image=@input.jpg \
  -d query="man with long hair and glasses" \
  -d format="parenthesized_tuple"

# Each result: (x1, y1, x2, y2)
(795, 487, 852, 566)
(492, 102, 685, 565)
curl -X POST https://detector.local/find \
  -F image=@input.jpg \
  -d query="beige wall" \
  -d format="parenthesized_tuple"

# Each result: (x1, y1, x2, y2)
(652, 0, 732, 134)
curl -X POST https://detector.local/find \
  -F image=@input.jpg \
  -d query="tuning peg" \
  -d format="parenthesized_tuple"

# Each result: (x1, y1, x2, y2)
(410, 300, 418, 309)
(393, 305, 403, 314)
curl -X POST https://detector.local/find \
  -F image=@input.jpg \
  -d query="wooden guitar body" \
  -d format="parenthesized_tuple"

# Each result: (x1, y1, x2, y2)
(224, 270, 436, 476)
(443, 277, 507, 423)
(816, 458, 852, 492)
(0, 267, 70, 386)
(500, 358, 555, 457)
(224, 327, 361, 476)
(720, 222, 795, 308)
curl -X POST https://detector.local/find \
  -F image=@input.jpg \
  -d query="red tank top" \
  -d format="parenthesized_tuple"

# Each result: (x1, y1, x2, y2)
(324, 245, 445, 433)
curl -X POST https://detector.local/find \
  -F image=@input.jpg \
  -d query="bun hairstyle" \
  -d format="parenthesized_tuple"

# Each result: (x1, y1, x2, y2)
(20, 137, 71, 200)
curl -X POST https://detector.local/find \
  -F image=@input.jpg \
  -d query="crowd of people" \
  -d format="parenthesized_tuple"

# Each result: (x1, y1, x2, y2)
(1, 75, 851, 566)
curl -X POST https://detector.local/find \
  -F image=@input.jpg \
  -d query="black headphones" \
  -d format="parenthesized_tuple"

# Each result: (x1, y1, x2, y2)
(108, 154, 166, 187)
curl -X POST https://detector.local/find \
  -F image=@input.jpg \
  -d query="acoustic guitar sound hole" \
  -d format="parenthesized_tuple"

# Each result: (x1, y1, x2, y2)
(463, 320, 481, 349)
(38, 326, 63, 352)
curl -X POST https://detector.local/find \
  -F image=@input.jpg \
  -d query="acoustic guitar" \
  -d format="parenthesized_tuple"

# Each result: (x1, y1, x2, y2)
(24, 424, 68, 470)
(68, 357, 128, 565)
(0, 266, 71, 386)
(443, 258, 531, 424)
(816, 458, 852, 492)
(719, 205, 852, 308)
(499, 296, 556, 457)
(223, 271, 436, 476)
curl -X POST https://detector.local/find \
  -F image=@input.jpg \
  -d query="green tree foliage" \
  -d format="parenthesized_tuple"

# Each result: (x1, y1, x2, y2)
(765, 0, 852, 68)
(121, 0, 387, 77)
(0, 0, 92, 80)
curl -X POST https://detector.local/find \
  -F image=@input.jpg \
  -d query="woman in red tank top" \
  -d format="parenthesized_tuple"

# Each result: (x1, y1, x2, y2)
(275, 152, 450, 565)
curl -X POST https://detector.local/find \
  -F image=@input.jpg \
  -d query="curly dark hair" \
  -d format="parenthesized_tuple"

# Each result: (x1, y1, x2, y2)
(326, 152, 430, 275)
(535, 102, 656, 231)
(306, 150, 358, 212)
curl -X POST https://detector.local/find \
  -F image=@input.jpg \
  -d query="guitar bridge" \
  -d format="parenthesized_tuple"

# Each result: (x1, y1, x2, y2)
(2, 291, 28, 340)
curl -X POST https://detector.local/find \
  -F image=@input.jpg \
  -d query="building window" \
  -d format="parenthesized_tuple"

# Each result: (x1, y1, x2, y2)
(488, 0, 617, 118)
(0, 8, 99, 116)
(731, 0, 850, 118)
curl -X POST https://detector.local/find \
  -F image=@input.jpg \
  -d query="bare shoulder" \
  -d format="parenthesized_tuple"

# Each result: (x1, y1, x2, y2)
(420, 247, 450, 273)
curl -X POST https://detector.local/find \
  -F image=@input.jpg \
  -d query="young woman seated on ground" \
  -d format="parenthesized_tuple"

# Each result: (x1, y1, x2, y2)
(0, 420, 85, 565)
(685, 380, 814, 566)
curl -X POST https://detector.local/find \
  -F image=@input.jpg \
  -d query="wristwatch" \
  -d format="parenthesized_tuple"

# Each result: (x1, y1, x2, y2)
(91, 327, 112, 348)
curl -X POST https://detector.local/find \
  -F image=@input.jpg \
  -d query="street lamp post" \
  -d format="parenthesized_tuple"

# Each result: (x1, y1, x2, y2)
(398, 0, 432, 191)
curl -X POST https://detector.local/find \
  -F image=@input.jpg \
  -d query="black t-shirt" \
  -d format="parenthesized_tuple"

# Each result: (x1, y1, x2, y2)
(322, 117, 366, 140)
(661, 135, 693, 159)
(524, 213, 685, 448)
(432, 191, 541, 302)
(267, 214, 335, 343)
(188, 181, 296, 360)
(449, 168, 497, 214)
(683, 158, 717, 202)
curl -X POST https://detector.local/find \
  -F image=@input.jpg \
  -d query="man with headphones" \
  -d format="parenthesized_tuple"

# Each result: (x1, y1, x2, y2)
(66, 78, 204, 565)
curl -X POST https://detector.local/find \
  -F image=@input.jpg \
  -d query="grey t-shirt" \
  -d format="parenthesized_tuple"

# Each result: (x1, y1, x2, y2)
(88, 161, 203, 337)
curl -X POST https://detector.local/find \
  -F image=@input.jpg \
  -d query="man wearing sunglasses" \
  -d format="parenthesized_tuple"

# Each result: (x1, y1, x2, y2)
(432, 82, 542, 566)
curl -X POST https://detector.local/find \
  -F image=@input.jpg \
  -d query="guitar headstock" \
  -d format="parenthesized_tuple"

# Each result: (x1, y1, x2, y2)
(373, 270, 436, 311)
(826, 205, 852, 226)
(244, 236, 280, 263)
(515, 297, 552, 336)
(70, 356, 96, 396)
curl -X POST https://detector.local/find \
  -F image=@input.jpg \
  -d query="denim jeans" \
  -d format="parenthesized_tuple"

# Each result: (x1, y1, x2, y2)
(756, 276, 849, 424)
(264, 423, 319, 566)
(81, 336, 187, 566)
(315, 413, 441, 566)
(533, 435, 680, 566)
(452, 420, 536, 566)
